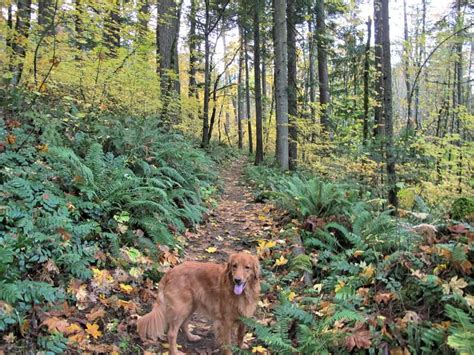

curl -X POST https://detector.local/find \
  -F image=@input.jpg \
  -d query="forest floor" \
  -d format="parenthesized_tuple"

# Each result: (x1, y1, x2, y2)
(143, 158, 276, 354)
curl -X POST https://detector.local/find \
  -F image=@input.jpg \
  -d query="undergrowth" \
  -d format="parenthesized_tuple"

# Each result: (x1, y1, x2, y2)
(0, 90, 231, 350)
(245, 164, 474, 354)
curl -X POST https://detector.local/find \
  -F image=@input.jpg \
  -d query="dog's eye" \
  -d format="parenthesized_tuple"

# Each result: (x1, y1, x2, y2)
(245, 265, 251, 270)
(232, 264, 237, 268)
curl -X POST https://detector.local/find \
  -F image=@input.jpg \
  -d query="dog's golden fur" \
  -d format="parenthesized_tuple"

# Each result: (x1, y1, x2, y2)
(137, 253, 260, 355)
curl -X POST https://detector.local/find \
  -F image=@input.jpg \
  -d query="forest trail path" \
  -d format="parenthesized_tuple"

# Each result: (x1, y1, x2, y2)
(176, 158, 275, 354)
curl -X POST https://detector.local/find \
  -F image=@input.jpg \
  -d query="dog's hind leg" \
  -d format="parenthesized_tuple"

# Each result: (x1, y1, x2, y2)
(167, 299, 194, 354)
(181, 316, 201, 342)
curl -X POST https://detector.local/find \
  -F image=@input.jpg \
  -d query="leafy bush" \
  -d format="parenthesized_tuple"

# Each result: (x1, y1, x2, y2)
(0, 100, 223, 346)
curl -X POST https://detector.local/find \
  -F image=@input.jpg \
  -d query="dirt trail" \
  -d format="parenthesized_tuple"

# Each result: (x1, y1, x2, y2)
(175, 158, 275, 354)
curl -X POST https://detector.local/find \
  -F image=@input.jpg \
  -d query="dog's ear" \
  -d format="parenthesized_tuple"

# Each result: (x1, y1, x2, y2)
(226, 254, 235, 277)
(252, 256, 261, 280)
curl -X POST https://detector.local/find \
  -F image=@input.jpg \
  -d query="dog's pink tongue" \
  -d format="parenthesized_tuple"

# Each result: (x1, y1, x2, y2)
(234, 284, 244, 295)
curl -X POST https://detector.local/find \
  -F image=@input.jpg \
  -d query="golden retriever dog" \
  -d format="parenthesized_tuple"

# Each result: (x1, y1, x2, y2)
(137, 252, 260, 355)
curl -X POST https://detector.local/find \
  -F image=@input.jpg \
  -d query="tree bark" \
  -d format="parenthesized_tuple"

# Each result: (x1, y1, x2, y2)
(363, 17, 371, 145)
(38, 0, 54, 34)
(244, 29, 253, 154)
(414, 0, 426, 131)
(201, 4, 211, 146)
(104, 0, 121, 57)
(188, 0, 198, 98)
(138, 0, 150, 38)
(237, 25, 244, 149)
(287, 0, 297, 169)
(373, 0, 384, 138)
(381, 0, 398, 208)
(274, 0, 289, 170)
(403, 0, 413, 130)
(254, 0, 264, 165)
(11, 0, 32, 86)
(308, 11, 316, 142)
(316, 0, 330, 132)
(157, 0, 181, 96)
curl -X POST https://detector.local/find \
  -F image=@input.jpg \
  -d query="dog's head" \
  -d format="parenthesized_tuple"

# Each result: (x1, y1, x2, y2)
(226, 252, 260, 296)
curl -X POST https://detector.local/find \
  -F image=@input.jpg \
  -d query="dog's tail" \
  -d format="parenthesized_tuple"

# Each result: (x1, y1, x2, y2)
(137, 291, 167, 341)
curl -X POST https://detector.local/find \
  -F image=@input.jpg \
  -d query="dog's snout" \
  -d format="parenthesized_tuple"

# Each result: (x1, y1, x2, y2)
(234, 277, 242, 285)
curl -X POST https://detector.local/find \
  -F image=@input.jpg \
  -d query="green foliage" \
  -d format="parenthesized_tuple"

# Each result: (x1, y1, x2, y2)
(0, 94, 224, 339)
(451, 197, 474, 221)
(245, 162, 473, 354)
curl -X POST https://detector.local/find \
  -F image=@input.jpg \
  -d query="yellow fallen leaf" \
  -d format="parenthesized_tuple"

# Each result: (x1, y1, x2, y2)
(252, 345, 268, 353)
(119, 283, 134, 294)
(257, 240, 276, 249)
(360, 264, 375, 279)
(205, 247, 217, 253)
(313, 283, 323, 293)
(288, 292, 296, 302)
(274, 255, 288, 266)
(353, 250, 364, 257)
(258, 215, 266, 221)
(85, 323, 102, 339)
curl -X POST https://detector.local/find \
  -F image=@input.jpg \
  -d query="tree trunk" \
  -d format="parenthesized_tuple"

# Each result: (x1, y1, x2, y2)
(188, 0, 198, 98)
(381, 0, 398, 208)
(274, 0, 289, 170)
(316, 0, 330, 132)
(254, 0, 264, 165)
(287, 0, 297, 169)
(403, 0, 413, 130)
(157, 0, 181, 96)
(75, 0, 85, 51)
(363, 17, 371, 145)
(373, 0, 384, 138)
(104, 0, 121, 57)
(308, 12, 316, 142)
(414, 0, 426, 131)
(201, 6, 211, 147)
(237, 25, 244, 149)
(38, 0, 54, 34)
(138, 0, 150, 38)
(244, 30, 253, 154)
(11, 0, 32, 86)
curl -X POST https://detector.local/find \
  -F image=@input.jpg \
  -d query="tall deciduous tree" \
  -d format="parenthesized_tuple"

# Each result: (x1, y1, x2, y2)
(316, 0, 330, 132)
(104, 0, 121, 57)
(287, 0, 297, 169)
(373, 0, 383, 138)
(363, 17, 371, 144)
(274, 0, 289, 170)
(381, 0, 398, 208)
(237, 24, 245, 149)
(11, 0, 32, 86)
(157, 0, 181, 96)
(254, 0, 264, 165)
(188, 0, 198, 98)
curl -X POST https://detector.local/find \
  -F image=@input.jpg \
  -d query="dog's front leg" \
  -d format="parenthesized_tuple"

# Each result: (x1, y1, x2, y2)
(215, 320, 233, 355)
(237, 322, 247, 349)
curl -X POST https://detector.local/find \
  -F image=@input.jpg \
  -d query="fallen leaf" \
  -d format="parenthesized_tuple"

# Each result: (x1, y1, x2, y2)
(335, 280, 345, 293)
(252, 345, 268, 354)
(205, 246, 217, 253)
(119, 283, 134, 294)
(86, 307, 106, 322)
(344, 324, 372, 351)
(42, 317, 70, 334)
(288, 292, 296, 301)
(6, 135, 16, 144)
(360, 264, 375, 279)
(85, 323, 102, 339)
(274, 255, 288, 267)
(374, 292, 394, 304)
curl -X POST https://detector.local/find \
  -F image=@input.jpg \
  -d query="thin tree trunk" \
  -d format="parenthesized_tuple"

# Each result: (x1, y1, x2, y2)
(188, 0, 198, 98)
(363, 17, 371, 145)
(274, 0, 289, 170)
(201, 5, 211, 147)
(316, 0, 330, 132)
(308, 12, 316, 142)
(104, 0, 120, 57)
(237, 25, 244, 149)
(254, 0, 264, 164)
(11, 0, 32, 86)
(138, 0, 150, 37)
(38, 0, 54, 34)
(414, 0, 426, 131)
(381, 0, 398, 208)
(373, 0, 384, 138)
(244, 30, 253, 154)
(403, 0, 413, 130)
(287, 0, 297, 169)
